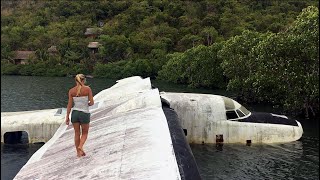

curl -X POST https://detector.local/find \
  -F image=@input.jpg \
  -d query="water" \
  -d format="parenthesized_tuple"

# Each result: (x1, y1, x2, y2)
(1, 76, 319, 180)
(191, 121, 319, 180)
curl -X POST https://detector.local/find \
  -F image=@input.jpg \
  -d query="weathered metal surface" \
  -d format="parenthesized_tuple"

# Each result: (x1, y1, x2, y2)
(1, 109, 65, 143)
(0, 76, 152, 144)
(162, 106, 202, 180)
(13, 77, 181, 180)
(160, 92, 303, 144)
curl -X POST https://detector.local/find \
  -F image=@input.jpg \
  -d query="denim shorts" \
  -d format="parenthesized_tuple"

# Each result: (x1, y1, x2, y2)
(71, 110, 90, 124)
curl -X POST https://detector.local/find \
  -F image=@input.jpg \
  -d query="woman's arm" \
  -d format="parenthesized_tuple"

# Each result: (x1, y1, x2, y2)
(66, 90, 73, 125)
(88, 87, 94, 106)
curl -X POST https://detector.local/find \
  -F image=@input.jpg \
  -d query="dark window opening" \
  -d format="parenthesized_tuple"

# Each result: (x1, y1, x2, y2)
(246, 140, 252, 146)
(34, 142, 45, 145)
(226, 110, 238, 120)
(216, 134, 224, 143)
(183, 129, 187, 136)
(4, 131, 29, 144)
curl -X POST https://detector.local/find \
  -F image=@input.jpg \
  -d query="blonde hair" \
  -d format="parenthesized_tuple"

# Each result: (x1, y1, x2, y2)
(75, 74, 86, 96)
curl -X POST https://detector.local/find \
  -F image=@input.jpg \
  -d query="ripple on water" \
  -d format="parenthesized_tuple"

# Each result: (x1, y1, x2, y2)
(1, 143, 44, 180)
(190, 138, 319, 180)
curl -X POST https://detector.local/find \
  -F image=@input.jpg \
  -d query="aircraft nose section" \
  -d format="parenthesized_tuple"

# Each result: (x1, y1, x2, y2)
(269, 113, 299, 126)
(264, 113, 304, 141)
(295, 120, 304, 140)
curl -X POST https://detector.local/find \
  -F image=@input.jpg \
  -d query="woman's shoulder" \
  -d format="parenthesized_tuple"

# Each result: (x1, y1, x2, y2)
(68, 87, 77, 96)
(68, 85, 91, 97)
(83, 85, 92, 90)
(69, 87, 75, 93)
(80, 86, 92, 95)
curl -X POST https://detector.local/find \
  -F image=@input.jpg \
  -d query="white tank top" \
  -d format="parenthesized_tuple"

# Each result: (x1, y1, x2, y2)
(73, 96, 89, 113)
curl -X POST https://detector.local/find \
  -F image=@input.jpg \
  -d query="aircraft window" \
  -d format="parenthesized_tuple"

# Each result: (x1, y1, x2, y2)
(226, 110, 238, 120)
(236, 109, 245, 117)
(239, 106, 250, 115)
(223, 97, 235, 110)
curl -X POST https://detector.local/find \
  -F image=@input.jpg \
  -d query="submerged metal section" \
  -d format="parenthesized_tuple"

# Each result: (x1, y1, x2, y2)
(162, 106, 202, 180)
(1, 109, 65, 144)
(161, 92, 303, 144)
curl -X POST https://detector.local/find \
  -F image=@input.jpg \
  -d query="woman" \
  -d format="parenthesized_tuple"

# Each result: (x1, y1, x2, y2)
(66, 74, 94, 157)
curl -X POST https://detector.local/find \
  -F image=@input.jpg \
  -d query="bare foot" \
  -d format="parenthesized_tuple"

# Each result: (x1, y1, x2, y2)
(78, 147, 86, 156)
(77, 151, 82, 157)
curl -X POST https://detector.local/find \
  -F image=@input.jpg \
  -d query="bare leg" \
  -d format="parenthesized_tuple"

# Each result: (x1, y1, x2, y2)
(78, 123, 89, 156)
(72, 123, 81, 157)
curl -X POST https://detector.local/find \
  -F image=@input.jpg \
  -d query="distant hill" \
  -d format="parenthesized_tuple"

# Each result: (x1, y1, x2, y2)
(1, 0, 318, 62)
(1, 1, 318, 117)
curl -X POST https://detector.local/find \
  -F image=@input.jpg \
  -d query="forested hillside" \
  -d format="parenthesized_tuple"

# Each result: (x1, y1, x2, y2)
(1, 0, 319, 117)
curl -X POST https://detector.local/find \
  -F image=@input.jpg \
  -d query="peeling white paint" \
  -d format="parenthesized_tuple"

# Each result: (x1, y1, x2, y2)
(2, 76, 304, 179)
(1, 109, 64, 143)
(160, 92, 303, 144)
(10, 77, 181, 180)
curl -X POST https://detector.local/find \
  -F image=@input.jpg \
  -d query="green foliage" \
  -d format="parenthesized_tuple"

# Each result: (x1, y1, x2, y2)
(99, 35, 131, 62)
(1, 61, 89, 77)
(69, 63, 90, 76)
(219, 6, 319, 116)
(1, 44, 13, 61)
(2, 0, 317, 65)
(219, 30, 271, 100)
(93, 59, 157, 79)
(252, 6, 319, 116)
(1, 61, 21, 75)
(1, 1, 319, 116)
(178, 34, 203, 51)
(46, 65, 68, 77)
(18, 64, 35, 76)
(157, 52, 186, 83)
(201, 27, 220, 45)
(159, 44, 225, 88)
(31, 62, 47, 76)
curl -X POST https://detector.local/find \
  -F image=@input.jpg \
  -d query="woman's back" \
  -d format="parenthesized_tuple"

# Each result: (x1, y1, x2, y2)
(70, 85, 92, 113)
(73, 96, 89, 113)
(70, 85, 91, 97)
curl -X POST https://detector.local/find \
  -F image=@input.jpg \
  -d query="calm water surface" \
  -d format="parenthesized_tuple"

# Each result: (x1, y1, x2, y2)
(1, 76, 319, 180)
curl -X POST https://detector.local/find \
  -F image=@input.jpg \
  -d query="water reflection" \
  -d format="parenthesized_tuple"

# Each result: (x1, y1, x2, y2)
(1, 143, 44, 180)
(190, 139, 320, 180)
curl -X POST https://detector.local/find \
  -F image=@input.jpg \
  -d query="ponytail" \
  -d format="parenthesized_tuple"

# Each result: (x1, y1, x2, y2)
(75, 74, 86, 96)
